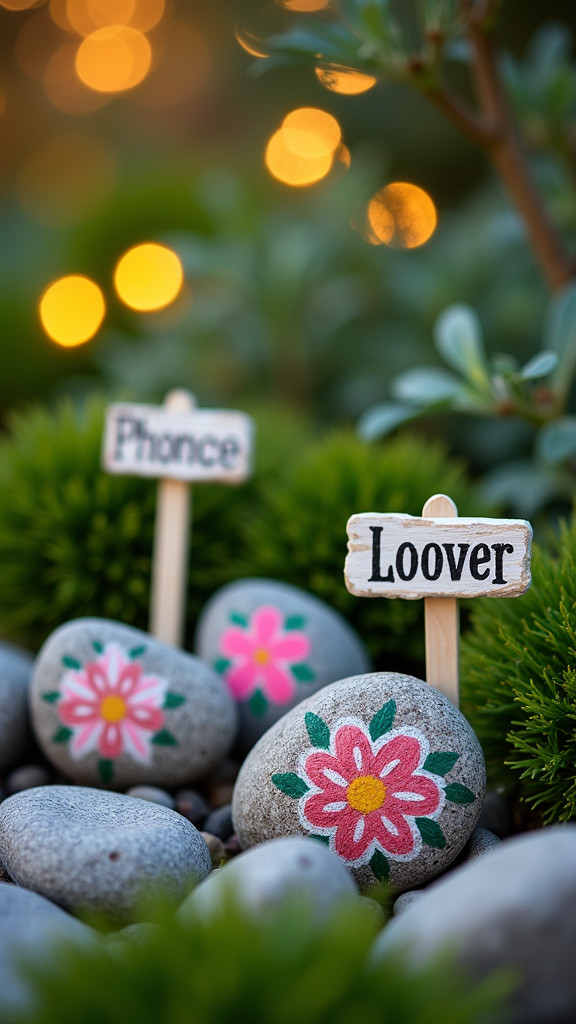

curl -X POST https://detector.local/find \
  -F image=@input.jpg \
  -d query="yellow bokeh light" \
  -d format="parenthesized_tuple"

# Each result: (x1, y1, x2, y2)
(67, 0, 134, 34)
(265, 129, 334, 187)
(75, 26, 152, 93)
(281, 107, 341, 159)
(40, 275, 105, 347)
(114, 243, 184, 312)
(45, 43, 111, 113)
(49, 0, 74, 32)
(368, 182, 437, 249)
(315, 66, 377, 94)
(279, 0, 330, 10)
(234, 27, 268, 58)
(127, 0, 164, 33)
(0, 0, 43, 10)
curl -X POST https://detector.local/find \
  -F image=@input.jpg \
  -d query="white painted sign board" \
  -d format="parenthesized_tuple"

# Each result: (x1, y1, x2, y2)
(103, 402, 253, 484)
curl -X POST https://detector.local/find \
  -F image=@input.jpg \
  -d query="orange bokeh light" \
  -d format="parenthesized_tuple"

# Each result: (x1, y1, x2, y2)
(281, 107, 341, 159)
(368, 182, 438, 249)
(39, 275, 106, 347)
(279, 0, 330, 10)
(315, 66, 377, 95)
(265, 129, 334, 187)
(75, 25, 152, 93)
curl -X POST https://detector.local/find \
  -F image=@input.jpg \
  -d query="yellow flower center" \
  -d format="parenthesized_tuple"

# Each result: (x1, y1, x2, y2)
(100, 695, 127, 723)
(347, 776, 386, 814)
(254, 648, 270, 665)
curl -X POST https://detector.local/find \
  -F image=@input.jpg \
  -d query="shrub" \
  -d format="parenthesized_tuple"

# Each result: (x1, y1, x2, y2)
(238, 431, 489, 673)
(461, 518, 576, 824)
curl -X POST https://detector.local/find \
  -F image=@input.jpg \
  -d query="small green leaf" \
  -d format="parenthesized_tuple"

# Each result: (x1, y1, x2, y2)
(392, 367, 462, 404)
(42, 691, 60, 704)
(129, 645, 146, 659)
(434, 304, 490, 389)
(518, 350, 558, 381)
(285, 615, 306, 630)
(249, 690, 268, 717)
(305, 712, 330, 750)
(370, 849, 390, 882)
(230, 612, 249, 628)
(416, 818, 446, 849)
(537, 417, 576, 465)
(271, 773, 309, 798)
(213, 658, 232, 674)
(92, 641, 104, 654)
(62, 656, 81, 670)
(357, 402, 419, 441)
(444, 783, 476, 804)
(292, 663, 315, 683)
(163, 693, 185, 709)
(151, 729, 177, 746)
(369, 700, 396, 741)
(53, 726, 73, 743)
(310, 834, 330, 846)
(423, 751, 459, 776)
(98, 759, 114, 784)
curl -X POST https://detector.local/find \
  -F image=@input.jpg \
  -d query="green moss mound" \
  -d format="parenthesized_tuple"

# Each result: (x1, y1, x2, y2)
(238, 431, 488, 673)
(0, 397, 312, 651)
(10, 901, 511, 1024)
(461, 518, 576, 824)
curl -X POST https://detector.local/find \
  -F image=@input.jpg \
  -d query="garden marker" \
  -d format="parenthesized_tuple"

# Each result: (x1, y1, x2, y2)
(102, 389, 254, 648)
(344, 493, 532, 707)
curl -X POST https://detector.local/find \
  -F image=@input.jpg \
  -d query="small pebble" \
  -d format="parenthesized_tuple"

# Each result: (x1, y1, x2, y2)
(208, 781, 235, 808)
(5, 765, 51, 795)
(393, 891, 424, 916)
(203, 804, 234, 842)
(464, 827, 501, 861)
(223, 834, 243, 859)
(201, 832, 225, 866)
(125, 786, 175, 810)
(175, 789, 210, 828)
(357, 896, 386, 930)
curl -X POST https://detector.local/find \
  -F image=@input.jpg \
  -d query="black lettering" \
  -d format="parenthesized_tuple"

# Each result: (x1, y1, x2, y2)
(470, 543, 491, 580)
(492, 543, 514, 585)
(421, 542, 443, 581)
(173, 435, 196, 463)
(158, 434, 173, 462)
(198, 435, 219, 467)
(442, 543, 470, 582)
(113, 416, 136, 459)
(136, 419, 156, 461)
(368, 526, 394, 583)
(396, 542, 418, 581)
(221, 437, 240, 469)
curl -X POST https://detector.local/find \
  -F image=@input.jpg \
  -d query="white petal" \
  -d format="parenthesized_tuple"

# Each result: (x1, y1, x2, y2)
(353, 817, 365, 843)
(353, 745, 363, 771)
(380, 758, 400, 778)
(380, 816, 399, 836)
(392, 791, 425, 801)
(323, 801, 347, 813)
(323, 768, 348, 787)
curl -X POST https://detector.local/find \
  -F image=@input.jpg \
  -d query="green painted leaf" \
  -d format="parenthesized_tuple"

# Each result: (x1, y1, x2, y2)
(305, 712, 330, 750)
(285, 615, 306, 631)
(151, 729, 177, 747)
(92, 641, 104, 654)
(370, 849, 390, 882)
(213, 658, 231, 674)
(444, 783, 476, 804)
(292, 663, 315, 683)
(416, 818, 446, 849)
(369, 700, 396, 741)
(129, 645, 146, 659)
(98, 759, 114, 784)
(62, 656, 81, 670)
(230, 612, 249, 628)
(163, 693, 185, 709)
(42, 691, 60, 704)
(271, 773, 309, 798)
(423, 751, 459, 776)
(53, 726, 73, 743)
(310, 834, 330, 846)
(249, 690, 268, 717)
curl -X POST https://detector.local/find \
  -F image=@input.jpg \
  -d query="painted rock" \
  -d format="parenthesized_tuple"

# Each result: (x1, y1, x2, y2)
(0, 785, 212, 922)
(195, 579, 371, 751)
(232, 672, 485, 892)
(29, 618, 238, 788)
(0, 642, 34, 773)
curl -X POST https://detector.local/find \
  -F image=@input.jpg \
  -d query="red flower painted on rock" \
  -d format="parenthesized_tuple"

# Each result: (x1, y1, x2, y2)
(300, 721, 443, 864)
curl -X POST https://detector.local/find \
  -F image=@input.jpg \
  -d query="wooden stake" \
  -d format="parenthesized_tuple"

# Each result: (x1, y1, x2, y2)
(149, 389, 195, 647)
(422, 493, 459, 707)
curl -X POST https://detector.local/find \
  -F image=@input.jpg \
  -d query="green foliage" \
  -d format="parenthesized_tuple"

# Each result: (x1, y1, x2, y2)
(236, 430, 489, 672)
(10, 901, 512, 1024)
(0, 396, 312, 651)
(461, 518, 576, 823)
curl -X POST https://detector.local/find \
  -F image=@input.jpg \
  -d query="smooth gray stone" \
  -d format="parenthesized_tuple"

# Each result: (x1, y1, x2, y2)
(0, 881, 95, 1013)
(464, 826, 500, 861)
(373, 826, 576, 1024)
(233, 672, 485, 891)
(30, 617, 238, 788)
(0, 641, 33, 772)
(0, 785, 211, 922)
(195, 578, 371, 751)
(392, 890, 424, 916)
(179, 836, 358, 921)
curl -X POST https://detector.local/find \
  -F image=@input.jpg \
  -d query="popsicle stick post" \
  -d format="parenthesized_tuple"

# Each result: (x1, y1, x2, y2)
(102, 388, 254, 649)
(344, 493, 533, 707)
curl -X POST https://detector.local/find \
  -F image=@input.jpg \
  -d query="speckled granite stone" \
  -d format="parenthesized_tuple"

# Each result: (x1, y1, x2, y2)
(0, 785, 211, 922)
(232, 672, 485, 892)
(30, 618, 238, 788)
(195, 579, 371, 751)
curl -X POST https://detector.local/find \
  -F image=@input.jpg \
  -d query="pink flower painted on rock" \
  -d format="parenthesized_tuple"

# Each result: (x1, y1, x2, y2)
(219, 606, 312, 706)
(56, 643, 168, 764)
(300, 720, 443, 866)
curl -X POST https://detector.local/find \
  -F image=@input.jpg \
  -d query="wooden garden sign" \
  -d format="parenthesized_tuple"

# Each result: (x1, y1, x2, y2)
(345, 493, 532, 707)
(102, 389, 254, 649)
